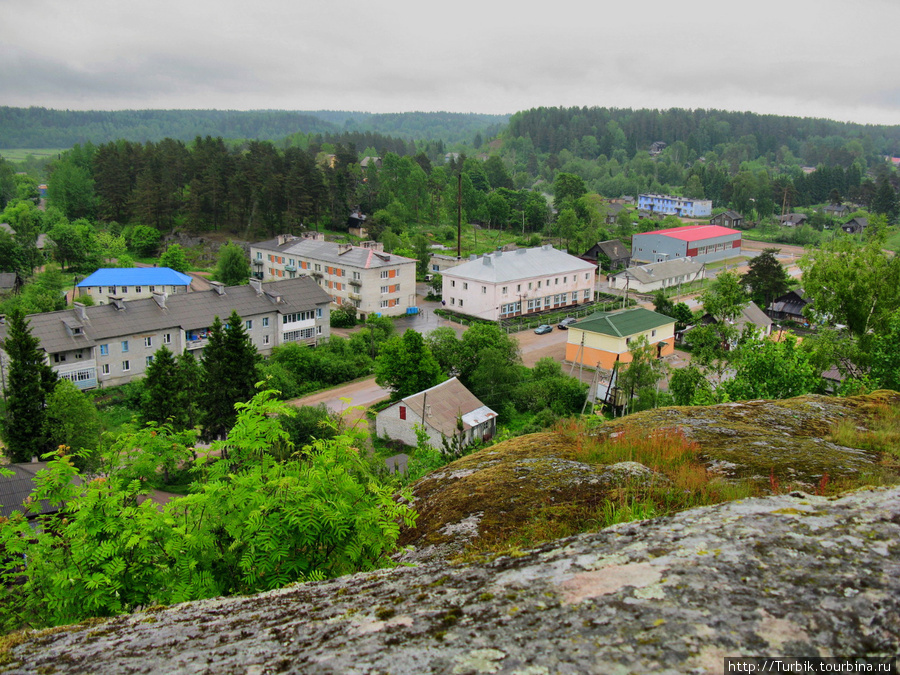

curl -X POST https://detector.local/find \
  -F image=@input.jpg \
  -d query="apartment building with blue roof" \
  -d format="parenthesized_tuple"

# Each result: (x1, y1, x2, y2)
(77, 268, 194, 304)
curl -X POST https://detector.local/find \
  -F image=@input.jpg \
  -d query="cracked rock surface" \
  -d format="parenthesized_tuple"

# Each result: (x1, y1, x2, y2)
(3, 486, 898, 675)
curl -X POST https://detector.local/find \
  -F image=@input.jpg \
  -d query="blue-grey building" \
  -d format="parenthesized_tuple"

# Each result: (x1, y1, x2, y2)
(631, 225, 741, 264)
(638, 194, 713, 218)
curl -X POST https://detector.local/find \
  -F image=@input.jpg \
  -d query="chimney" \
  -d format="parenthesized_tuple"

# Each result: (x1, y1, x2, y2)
(482, 256, 492, 266)
(249, 278, 263, 295)
(109, 297, 126, 311)
(152, 291, 167, 309)
(210, 281, 226, 296)
(73, 302, 88, 321)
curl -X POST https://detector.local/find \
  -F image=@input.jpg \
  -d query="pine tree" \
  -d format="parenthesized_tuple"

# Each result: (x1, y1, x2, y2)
(199, 312, 259, 440)
(1, 309, 58, 462)
(141, 346, 181, 427)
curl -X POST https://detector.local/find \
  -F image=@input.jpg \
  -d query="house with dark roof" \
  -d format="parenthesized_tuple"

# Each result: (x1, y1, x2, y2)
(0, 277, 331, 390)
(77, 268, 193, 304)
(697, 301, 773, 340)
(604, 202, 626, 225)
(0, 463, 56, 520)
(710, 210, 744, 229)
(824, 203, 851, 218)
(565, 308, 676, 370)
(608, 258, 705, 294)
(375, 377, 497, 449)
(842, 217, 868, 234)
(251, 235, 416, 319)
(778, 213, 808, 227)
(0, 272, 22, 295)
(581, 239, 630, 272)
(767, 289, 812, 326)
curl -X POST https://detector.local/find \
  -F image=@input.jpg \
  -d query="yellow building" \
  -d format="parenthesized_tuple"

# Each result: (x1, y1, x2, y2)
(566, 308, 676, 370)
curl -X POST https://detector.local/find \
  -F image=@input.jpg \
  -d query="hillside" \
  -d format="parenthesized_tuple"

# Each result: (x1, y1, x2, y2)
(0, 107, 508, 149)
(2, 392, 898, 673)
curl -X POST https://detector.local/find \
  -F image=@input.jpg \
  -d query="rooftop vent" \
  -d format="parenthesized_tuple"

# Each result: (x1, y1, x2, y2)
(210, 281, 226, 296)
(249, 278, 263, 295)
(152, 291, 167, 309)
(109, 296, 126, 311)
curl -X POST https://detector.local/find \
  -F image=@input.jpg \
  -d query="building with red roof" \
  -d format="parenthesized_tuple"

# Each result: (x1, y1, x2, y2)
(631, 225, 741, 265)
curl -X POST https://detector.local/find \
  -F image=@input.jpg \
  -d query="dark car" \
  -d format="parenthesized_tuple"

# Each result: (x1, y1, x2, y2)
(534, 324, 553, 335)
(558, 317, 577, 330)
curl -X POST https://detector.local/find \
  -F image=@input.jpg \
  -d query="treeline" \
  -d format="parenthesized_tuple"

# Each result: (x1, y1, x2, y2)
(0, 107, 508, 149)
(45, 137, 551, 237)
(506, 106, 900, 161)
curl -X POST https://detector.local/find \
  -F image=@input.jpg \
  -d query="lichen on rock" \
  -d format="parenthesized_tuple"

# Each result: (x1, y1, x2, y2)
(3, 487, 898, 674)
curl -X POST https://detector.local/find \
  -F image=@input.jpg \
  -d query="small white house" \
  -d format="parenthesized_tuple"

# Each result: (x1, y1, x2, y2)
(375, 378, 497, 449)
(608, 259, 705, 294)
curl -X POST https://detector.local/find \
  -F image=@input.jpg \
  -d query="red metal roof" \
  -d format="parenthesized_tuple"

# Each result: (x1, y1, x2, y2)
(643, 225, 741, 242)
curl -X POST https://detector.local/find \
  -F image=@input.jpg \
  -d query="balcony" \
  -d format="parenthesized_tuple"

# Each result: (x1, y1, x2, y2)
(56, 361, 98, 390)
(252, 259, 264, 267)
(284, 264, 296, 272)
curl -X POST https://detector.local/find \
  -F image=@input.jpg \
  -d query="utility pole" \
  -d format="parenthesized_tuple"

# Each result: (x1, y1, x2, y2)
(457, 173, 462, 259)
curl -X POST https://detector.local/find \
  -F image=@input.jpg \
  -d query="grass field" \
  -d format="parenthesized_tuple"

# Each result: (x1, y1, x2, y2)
(0, 148, 68, 162)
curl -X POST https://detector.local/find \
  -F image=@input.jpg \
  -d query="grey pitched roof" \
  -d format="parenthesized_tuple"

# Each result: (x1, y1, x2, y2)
(0, 277, 331, 355)
(702, 301, 772, 332)
(612, 258, 704, 285)
(253, 237, 415, 270)
(0, 463, 53, 518)
(596, 240, 629, 260)
(397, 377, 496, 437)
(0, 272, 18, 290)
(443, 246, 592, 284)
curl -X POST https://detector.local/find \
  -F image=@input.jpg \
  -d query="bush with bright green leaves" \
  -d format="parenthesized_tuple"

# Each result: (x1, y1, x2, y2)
(0, 390, 416, 633)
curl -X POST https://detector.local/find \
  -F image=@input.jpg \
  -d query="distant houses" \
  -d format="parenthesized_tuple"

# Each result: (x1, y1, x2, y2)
(709, 210, 744, 229)
(778, 213, 808, 227)
(581, 239, 630, 272)
(77, 267, 193, 304)
(608, 259, 705, 295)
(841, 217, 868, 235)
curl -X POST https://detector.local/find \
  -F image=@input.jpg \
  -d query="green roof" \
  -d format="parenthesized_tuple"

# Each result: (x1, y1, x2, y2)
(574, 307, 674, 338)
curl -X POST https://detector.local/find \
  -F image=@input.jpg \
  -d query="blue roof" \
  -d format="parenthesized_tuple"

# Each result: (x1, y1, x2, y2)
(77, 268, 193, 288)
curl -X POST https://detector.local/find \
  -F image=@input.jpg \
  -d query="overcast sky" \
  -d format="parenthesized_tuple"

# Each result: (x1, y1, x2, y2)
(2, 0, 899, 126)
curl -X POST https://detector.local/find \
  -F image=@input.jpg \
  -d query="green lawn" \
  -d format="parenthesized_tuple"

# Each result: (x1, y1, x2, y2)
(884, 229, 900, 252)
(1, 148, 68, 162)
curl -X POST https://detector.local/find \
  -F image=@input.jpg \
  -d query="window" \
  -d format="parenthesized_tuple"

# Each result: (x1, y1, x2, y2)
(459, 299, 463, 307)
(144, 337, 153, 348)
(163, 333, 171, 344)
(283, 310, 315, 323)
(563, 277, 567, 283)
(316, 308, 323, 318)
(256, 252, 262, 260)
(528, 282, 533, 290)
(122, 286, 128, 293)
(502, 286, 508, 294)
(315, 264, 321, 272)
(451, 280, 456, 287)
(108, 286, 116, 293)
(353, 271, 361, 280)
(146, 356, 153, 366)
(263, 335, 270, 345)
(262, 317, 269, 327)
(537, 281, 542, 289)
(381, 299, 389, 308)
(381, 270, 389, 279)
(432, 264, 439, 272)
(651, 329, 657, 337)
(99, 344, 109, 356)
(121, 340, 129, 353)
(54, 353, 66, 363)
(135, 286, 142, 293)
(246, 320, 253, 330)
(585, 273, 590, 280)
(463, 282, 468, 290)
(584, 289, 591, 300)
(554, 278, 559, 285)
(101, 364, 110, 375)
(150, 286, 156, 292)
(122, 360, 130, 372)
(481, 286, 486, 294)
(399, 405, 407, 420)
(450, 298, 455, 305)
(517, 284, 521, 292)
(75, 350, 83, 359)
(381, 285, 389, 294)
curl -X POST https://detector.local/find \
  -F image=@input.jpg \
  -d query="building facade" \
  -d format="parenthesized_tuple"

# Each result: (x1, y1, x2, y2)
(608, 259, 705, 294)
(77, 268, 193, 304)
(375, 377, 497, 449)
(441, 245, 596, 322)
(0, 277, 331, 390)
(637, 194, 712, 218)
(565, 308, 676, 370)
(250, 235, 417, 319)
(631, 225, 741, 265)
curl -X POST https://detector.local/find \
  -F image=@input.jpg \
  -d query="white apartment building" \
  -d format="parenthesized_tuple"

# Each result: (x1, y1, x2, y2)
(441, 245, 596, 322)
(77, 267, 193, 304)
(250, 234, 417, 319)
(0, 277, 331, 390)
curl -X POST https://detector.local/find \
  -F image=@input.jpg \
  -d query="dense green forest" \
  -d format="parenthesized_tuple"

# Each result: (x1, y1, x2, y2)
(2, 105, 900, 269)
(0, 107, 508, 149)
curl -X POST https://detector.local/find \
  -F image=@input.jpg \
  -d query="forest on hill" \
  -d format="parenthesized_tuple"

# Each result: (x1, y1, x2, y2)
(0, 107, 508, 149)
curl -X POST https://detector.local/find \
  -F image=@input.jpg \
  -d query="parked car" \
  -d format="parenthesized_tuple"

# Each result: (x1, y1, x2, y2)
(558, 317, 577, 330)
(534, 324, 553, 335)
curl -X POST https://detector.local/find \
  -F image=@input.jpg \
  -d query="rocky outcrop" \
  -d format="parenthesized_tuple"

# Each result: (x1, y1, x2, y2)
(3, 486, 898, 674)
(398, 392, 900, 563)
